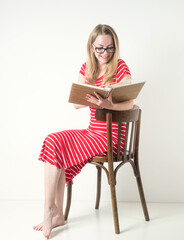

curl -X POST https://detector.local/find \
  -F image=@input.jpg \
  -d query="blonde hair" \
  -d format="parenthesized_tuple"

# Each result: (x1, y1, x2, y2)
(86, 24, 120, 86)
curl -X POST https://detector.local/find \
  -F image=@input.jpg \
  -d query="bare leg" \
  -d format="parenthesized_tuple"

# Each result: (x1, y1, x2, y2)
(55, 167, 65, 216)
(43, 162, 60, 238)
(33, 162, 65, 239)
(48, 167, 66, 228)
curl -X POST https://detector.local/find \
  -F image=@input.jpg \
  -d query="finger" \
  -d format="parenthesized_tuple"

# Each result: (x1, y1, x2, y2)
(94, 92, 102, 100)
(86, 94, 93, 100)
(86, 94, 95, 101)
(86, 97, 99, 105)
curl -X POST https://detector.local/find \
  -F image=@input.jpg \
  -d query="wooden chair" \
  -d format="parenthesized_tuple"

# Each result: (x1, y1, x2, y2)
(64, 105, 150, 234)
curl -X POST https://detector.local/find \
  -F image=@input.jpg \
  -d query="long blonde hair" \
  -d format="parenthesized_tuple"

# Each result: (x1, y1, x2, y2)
(86, 24, 120, 86)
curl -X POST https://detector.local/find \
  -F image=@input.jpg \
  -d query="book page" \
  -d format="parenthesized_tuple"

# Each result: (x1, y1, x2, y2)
(111, 81, 145, 102)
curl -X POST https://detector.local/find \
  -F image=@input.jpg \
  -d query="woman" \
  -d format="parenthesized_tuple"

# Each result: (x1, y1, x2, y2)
(33, 24, 133, 239)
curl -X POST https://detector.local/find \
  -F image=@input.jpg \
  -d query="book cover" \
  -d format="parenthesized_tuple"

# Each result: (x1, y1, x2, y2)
(68, 81, 145, 108)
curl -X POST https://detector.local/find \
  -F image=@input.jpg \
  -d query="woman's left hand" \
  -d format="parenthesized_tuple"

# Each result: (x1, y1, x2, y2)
(86, 92, 113, 109)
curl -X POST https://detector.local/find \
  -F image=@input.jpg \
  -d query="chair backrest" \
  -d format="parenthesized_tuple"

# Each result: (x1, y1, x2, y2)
(95, 105, 141, 162)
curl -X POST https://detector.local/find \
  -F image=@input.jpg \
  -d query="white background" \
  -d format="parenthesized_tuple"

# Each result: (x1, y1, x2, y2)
(0, 0, 184, 203)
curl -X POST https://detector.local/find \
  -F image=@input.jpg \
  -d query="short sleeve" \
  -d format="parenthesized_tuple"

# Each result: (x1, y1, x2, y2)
(116, 59, 131, 83)
(79, 62, 86, 76)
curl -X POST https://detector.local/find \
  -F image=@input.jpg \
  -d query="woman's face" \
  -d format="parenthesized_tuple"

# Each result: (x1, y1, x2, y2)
(92, 34, 114, 66)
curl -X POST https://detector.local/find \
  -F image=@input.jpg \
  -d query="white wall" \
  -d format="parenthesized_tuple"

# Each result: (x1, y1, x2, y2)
(0, 0, 184, 203)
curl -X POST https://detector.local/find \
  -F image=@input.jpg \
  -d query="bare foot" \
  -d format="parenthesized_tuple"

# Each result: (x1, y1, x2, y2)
(33, 214, 65, 231)
(42, 204, 58, 239)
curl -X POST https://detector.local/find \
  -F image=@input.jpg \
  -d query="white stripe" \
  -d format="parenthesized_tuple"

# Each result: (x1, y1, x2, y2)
(54, 133, 70, 168)
(69, 130, 89, 161)
(61, 131, 78, 166)
(45, 139, 62, 168)
(43, 142, 62, 168)
(47, 135, 64, 168)
(118, 69, 129, 81)
(86, 130, 107, 151)
(42, 152, 56, 163)
(69, 131, 89, 159)
(66, 130, 85, 164)
(75, 131, 96, 156)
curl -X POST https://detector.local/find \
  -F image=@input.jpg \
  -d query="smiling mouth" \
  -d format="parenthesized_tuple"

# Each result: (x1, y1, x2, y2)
(100, 56, 109, 59)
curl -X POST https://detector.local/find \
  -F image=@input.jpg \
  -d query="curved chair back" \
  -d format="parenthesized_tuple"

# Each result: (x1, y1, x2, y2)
(95, 105, 141, 162)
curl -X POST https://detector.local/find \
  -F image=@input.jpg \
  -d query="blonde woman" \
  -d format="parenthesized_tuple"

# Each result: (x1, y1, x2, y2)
(33, 24, 133, 239)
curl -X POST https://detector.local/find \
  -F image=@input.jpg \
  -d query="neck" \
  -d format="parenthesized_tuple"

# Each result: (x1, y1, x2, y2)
(98, 63, 106, 72)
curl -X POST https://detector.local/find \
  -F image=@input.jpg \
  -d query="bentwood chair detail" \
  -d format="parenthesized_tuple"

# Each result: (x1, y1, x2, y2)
(64, 105, 150, 234)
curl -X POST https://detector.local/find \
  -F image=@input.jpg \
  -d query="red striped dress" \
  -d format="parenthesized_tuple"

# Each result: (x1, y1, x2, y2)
(38, 59, 131, 183)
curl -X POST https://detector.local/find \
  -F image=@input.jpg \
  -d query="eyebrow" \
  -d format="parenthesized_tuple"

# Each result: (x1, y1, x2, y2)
(97, 44, 114, 47)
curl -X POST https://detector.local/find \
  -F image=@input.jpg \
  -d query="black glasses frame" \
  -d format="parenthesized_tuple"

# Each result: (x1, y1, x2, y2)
(92, 44, 116, 54)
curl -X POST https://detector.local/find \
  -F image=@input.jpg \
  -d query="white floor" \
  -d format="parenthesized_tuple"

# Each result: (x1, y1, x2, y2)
(1, 200, 184, 240)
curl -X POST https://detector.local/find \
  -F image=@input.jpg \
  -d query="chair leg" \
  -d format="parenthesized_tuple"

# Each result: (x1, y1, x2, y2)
(95, 165, 102, 209)
(136, 172, 150, 221)
(64, 180, 72, 221)
(106, 112, 120, 234)
(109, 167, 120, 234)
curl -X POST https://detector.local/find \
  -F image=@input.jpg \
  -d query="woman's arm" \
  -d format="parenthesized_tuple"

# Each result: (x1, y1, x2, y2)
(112, 74, 132, 86)
(111, 100, 134, 110)
(73, 73, 88, 109)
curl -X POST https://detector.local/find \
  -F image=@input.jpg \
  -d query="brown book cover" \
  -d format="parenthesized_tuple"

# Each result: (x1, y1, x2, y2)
(68, 81, 145, 108)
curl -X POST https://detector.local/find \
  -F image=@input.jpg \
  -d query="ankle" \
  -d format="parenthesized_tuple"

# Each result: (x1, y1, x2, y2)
(55, 211, 64, 217)
(44, 203, 57, 211)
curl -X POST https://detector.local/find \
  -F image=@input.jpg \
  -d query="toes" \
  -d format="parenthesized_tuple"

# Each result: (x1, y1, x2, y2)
(33, 224, 43, 231)
(43, 231, 50, 239)
(37, 226, 43, 231)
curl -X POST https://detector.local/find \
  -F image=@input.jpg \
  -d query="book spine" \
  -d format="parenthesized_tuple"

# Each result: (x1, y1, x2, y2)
(105, 88, 113, 98)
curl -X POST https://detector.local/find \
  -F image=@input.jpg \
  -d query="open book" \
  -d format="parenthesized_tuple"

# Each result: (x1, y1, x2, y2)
(68, 81, 145, 108)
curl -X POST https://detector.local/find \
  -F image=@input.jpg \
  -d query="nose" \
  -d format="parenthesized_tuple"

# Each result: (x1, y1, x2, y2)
(102, 49, 109, 56)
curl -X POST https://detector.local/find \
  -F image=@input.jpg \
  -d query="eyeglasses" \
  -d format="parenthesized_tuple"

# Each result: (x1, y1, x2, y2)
(92, 44, 115, 54)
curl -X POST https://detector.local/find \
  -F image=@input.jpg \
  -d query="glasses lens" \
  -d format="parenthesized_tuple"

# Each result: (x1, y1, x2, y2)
(96, 48, 104, 53)
(107, 47, 115, 53)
